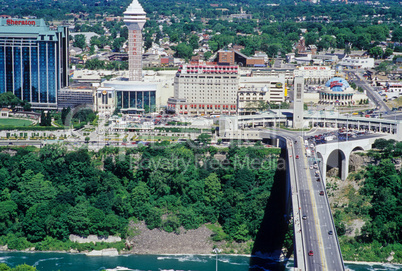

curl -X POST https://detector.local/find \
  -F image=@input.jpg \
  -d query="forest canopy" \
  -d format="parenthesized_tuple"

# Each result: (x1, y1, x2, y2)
(0, 142, 280, 248)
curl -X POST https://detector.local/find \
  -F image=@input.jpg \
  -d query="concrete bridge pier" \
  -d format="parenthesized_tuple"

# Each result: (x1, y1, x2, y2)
(316, 138, 376, 182)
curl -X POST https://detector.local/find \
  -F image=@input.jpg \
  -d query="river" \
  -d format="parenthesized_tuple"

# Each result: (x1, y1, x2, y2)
(0, 252, 401, 271)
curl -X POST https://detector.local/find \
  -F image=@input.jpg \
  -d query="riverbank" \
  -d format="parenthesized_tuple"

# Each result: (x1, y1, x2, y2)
(1, 251, 402, 271)
(1, 221, 401, 265)
(344, 260, 402, 267)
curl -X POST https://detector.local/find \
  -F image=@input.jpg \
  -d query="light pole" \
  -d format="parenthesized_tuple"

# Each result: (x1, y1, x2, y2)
(213, 248, 221, 271)
(346, 113, 349, 141)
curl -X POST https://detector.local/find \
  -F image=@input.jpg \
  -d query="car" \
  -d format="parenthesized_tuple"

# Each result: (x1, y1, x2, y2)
(319, 191, 324, 196)
(296, 155, 299, 159)
(316, 178, 321, 182)
(328, 230, 333, 235)
(308, 250, 314, 256)
(302, 215, 307, 220)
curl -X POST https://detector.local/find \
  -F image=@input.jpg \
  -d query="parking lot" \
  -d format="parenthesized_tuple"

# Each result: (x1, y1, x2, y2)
(307, 128, 371, 145)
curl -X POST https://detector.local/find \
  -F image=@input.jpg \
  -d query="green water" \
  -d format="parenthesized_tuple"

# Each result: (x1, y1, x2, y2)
(0, 252, 401, 271)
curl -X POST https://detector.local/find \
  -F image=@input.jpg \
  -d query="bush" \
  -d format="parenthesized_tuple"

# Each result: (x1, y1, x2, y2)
(0, 234, 33, 250)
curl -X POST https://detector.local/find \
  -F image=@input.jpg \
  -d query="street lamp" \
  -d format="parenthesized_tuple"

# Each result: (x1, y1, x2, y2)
(213, 248, 222, 271)
(346, 113, 349, 141)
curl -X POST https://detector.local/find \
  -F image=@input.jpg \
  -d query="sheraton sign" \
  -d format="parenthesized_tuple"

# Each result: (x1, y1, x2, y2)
(6, 19, 36, 26)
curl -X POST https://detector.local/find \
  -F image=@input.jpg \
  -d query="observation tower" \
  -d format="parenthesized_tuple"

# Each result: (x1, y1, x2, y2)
(123, 0, 146, 81)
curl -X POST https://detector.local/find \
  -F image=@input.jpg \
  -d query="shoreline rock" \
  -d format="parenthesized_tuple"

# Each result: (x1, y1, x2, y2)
(69, 234, 121, 244)
(86, 248, 119, 256)
(125, 221, 215, 255)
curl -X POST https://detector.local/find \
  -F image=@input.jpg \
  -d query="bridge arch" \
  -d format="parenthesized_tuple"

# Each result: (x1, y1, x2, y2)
(326, 149, 347, 180)
(349, 146, 365, 172)
(352, 146, 364, 152)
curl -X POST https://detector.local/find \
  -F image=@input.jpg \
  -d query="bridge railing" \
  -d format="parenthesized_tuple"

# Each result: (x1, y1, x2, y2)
(286, 138, 307, 271)
(312, 145, 345, 271)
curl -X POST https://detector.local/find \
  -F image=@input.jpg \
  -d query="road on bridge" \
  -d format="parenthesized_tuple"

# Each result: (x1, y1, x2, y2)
(268, 129, 345, 271)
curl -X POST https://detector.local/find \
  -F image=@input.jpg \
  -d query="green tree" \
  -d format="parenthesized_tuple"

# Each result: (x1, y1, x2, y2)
(174, 43, 193, 60)
(0, 91, 24, 108)
(392, 27, 402, 42)
(204, 173, 223, 206)
(23, 203, 50, 242)
(73, 34, 86, 50)
(189, 35, 199, 50)
(0, 200, 17, 234)
(384, 48, 393, 58)
(369, 46, 383, 59)
(18, 170, 57, 210)
(204, 51, 212, 61)
(375, 61, 396, 75)
(12, 264, 37, 271)
(112, 37, 126, 51)
(197, 133, 212, 145)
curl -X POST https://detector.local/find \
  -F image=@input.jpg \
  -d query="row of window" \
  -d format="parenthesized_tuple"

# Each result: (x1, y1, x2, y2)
(0, 42, 58, 103)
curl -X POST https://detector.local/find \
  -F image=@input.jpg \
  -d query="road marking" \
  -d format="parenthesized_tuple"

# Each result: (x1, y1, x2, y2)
(303, 140, 327, 271)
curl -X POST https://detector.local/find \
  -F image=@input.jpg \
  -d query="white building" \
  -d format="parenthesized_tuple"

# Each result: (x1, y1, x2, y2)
(102, 80, 158, 114)
(294, 66, 335, 85)
(251, 68, 294, 83)
(339, 55, 374, 69)
(167, 64, 239, 116)
(94, 87, 116, 117)
(387, 82, 402, 93)
(238, 75, 286, 113)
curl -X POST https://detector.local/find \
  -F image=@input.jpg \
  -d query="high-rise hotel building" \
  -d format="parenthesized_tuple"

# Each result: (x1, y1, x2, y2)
(167, 65, 239, 116)
(0, 18, 69, 109)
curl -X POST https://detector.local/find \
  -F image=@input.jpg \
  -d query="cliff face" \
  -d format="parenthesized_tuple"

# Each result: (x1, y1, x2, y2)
(348, 153, 372, 172)
(125, 221, 214, 254)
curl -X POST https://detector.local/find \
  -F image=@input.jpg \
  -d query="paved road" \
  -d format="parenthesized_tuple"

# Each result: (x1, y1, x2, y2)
(293, 141, 325, 271)
(348, 71, 390, 113)
(268, 129, 345, 271)
(305, 142, 344, 271)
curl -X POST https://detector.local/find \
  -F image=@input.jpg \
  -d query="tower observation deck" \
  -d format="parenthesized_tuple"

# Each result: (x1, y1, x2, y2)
(123, 0, 146, 81)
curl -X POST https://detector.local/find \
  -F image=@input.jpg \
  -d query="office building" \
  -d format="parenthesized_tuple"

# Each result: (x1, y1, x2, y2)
(238, 75, 286, 114)
(57, 87, 94, 110)
(0, 18, 69, 109)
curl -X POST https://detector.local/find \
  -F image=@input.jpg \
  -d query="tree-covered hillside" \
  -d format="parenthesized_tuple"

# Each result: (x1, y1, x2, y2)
(329, 139, 402, 263)
(0, 143, 279, 250)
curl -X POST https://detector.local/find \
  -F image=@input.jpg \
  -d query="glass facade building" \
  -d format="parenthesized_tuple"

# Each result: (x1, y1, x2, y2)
(0, 18, 69, 109)
(116, 90, 156, 111)
(103, 81, 158, 114)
